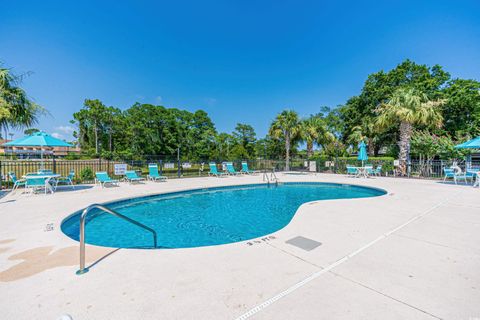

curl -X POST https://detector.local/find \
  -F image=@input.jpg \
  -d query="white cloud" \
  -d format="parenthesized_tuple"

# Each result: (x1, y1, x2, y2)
(55, 125, 75, 134)
(51, 132, 64, 139)
(155, 96, 163, 104)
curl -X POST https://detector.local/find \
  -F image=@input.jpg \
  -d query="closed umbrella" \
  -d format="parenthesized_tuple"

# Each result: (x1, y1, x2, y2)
(3, 131, 72, 168)
(357, 141, 368, 166)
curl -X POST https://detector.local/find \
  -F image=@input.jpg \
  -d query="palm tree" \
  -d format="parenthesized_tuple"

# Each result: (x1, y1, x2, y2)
(348, 117, 377, 155)
(376, 88, 445, 175)
(301, 116, 334, 158)
(24, 128, 40, 135)
(0, 65, 44, 135)
(269, 110, 301, 171)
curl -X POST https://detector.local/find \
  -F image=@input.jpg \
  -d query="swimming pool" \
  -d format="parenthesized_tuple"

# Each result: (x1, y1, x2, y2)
(61, 182, 386, 249)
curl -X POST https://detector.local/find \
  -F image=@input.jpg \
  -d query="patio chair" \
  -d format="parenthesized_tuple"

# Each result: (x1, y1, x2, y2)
(124, 170, 145, 184)
(56, 170, 75, 189)
(346, 166, 358, 177)
(444, 167, 472, 185)
(373, 165, 382, 176)
(453, 166, 476, 185)
(8, 172, 26, 191)
(25, 177, 48, 195)
(208, 163, 227, 177)
(226, 162, 240, 175)
(240, 162, 257, 175)
(95, 171, 119, 188)
(148, 164, 167, 182)
(465, 168, 478, 185)
(474, 172, 480, 188)
(365, 165, 374, 176)
(443, 168, 455, 183)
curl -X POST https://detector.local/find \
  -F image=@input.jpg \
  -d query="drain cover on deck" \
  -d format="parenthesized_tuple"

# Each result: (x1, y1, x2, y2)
(285, 236, 322, 251)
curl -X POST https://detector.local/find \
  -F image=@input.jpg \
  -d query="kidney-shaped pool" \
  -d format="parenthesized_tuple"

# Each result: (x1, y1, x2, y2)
(61, 182, 386, 249)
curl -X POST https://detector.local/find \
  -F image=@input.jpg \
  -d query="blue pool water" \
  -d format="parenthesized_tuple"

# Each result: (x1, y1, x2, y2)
(61, 182, 386, 249)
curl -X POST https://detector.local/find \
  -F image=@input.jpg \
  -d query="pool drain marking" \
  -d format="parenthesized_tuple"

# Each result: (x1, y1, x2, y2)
(234, 191, 459, 320)
(245, 236, 276, 246)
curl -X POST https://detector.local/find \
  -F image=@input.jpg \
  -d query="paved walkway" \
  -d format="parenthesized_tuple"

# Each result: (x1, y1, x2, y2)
(0, 174, 478, 319)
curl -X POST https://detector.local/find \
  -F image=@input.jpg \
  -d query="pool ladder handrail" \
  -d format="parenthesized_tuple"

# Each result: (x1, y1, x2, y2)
(76, 204, 158, 275)
(263, 168, 279, 185)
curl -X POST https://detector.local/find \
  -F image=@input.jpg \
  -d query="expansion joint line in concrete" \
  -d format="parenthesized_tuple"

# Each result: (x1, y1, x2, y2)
(233, 191, 460, 320)
(330, 272, 443, 319)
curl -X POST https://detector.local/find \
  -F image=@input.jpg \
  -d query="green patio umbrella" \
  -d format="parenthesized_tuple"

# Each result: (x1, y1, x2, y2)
(357, 141, 368, 166)
(3, 131, 72, 168)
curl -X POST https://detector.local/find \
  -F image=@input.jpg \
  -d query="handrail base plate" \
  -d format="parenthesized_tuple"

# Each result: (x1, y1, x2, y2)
(76, 268, 89, 275)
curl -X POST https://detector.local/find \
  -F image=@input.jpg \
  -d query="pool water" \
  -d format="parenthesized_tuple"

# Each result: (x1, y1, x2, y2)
(61, 182, 386, 249)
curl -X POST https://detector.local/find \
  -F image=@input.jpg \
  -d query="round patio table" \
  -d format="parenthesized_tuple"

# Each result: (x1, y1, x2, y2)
(355, 167, 369, 178)
(23, 174, 60, 194)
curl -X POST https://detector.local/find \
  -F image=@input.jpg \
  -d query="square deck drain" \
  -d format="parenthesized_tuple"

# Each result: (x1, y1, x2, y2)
(285, 236, 322, 251)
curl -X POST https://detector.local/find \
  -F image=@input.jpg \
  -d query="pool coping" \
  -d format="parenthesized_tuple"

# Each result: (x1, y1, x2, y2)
(59, 181, 388, 250)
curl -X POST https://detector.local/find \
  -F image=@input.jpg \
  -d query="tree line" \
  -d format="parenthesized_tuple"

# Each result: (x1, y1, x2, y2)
(2, 59, 480, 174)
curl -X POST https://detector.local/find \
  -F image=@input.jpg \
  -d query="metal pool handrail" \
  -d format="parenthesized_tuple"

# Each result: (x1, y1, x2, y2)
(263, 168, 279, 185)
(76, 203, 158, 275)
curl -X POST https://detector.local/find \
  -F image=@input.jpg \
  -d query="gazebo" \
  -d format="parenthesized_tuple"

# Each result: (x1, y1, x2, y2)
(2, 131, 72, 168)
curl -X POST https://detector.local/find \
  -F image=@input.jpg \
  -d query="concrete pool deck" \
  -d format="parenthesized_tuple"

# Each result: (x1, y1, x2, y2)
(0, 173, 479, 319)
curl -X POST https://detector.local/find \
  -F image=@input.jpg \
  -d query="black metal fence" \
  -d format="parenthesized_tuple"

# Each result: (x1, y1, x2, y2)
(1, 157, 478, 190)
(0, 158, 285, 189)
(290, 158, 480, 179)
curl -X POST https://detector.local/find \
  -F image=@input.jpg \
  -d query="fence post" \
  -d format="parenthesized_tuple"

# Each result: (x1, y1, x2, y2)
(159, 160, 163, 175)
(52, 155, 57, 174)
(177, 148, 181, 178)
(99, 158, 102, 171)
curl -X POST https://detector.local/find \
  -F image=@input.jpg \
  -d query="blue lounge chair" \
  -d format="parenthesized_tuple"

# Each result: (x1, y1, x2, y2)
(148, 164, 167, 182)
(240, 162, 257, 175)
(346, 166, 358, 177)
(226, 162, 240, 175)
(208, 163, 227, 177)
(124, 170, 145, 184)
(373, 165, 382, 176)
(95, 171, 119, 188)
(8, 172, 26, 191)
(26, 177, 48, 195)
(56, 170, 75, 189)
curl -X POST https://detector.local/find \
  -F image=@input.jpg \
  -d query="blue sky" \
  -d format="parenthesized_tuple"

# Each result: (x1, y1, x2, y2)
(1, 0, 479, 141)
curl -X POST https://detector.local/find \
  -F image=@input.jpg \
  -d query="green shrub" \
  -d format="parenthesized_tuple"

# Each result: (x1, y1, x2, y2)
(64, 153, 80, 160)
(79, 167, 94, 182)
